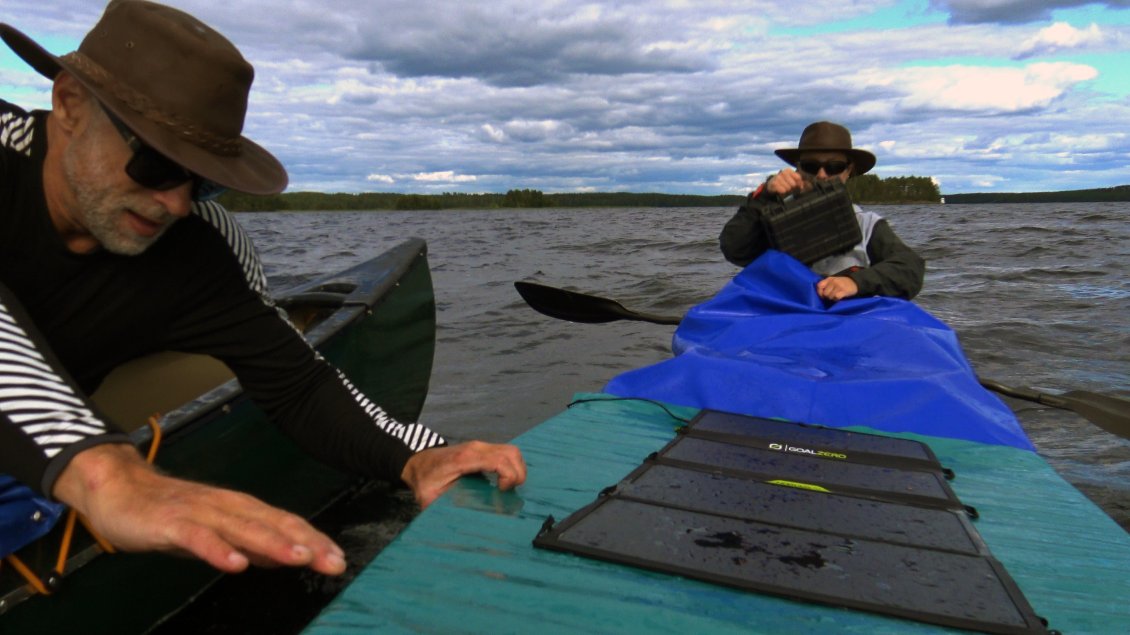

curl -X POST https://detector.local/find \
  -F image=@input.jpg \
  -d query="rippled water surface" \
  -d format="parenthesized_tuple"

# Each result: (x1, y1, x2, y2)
(162, 203, 1127, 633)
(239, 204, 1129, 528)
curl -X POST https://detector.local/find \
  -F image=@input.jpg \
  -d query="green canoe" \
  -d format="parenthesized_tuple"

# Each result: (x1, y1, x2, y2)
(0, 238, 435, 633)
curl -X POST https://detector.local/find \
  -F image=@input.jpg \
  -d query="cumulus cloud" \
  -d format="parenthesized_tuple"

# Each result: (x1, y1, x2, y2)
(1015, 22, 1107, 58)
(413, 171, 478, 183)
(851, 62, 1098, 112)
(5, 0, 1130, 194)
(931, 0, 1130, 24)
(343, 1, 712, 87)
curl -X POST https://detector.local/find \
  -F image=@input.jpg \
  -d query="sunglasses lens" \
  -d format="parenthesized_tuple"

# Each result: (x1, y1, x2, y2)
(824, 161, 848, 175)
(108, 105, 221, 201)
(799, 160, 848, 176)
(125, 147, 193, 191)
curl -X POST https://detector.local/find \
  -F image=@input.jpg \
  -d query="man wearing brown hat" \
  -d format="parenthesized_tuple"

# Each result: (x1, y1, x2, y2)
(719, 121, 925, 300)
(0, 1, 524, 575)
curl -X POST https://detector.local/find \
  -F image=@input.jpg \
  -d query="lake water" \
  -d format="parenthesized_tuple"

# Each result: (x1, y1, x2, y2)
(159, 203, 1129, 633)
(248, 203, 1128, 515)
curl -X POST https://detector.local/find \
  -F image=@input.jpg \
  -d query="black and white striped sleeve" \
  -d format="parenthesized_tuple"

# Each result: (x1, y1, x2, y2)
(190, 201, 446, 479)
(0, 282, 130, 497)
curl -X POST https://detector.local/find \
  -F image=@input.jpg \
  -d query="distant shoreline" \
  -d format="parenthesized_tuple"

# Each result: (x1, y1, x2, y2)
(942, 184, 1130, 204)
(218, 182, 1130, 212)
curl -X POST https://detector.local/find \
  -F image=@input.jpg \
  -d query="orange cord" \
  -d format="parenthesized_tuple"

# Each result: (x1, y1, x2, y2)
(145, 414, 163, 464)
(3, 413, 165, 595)
(54, 509, 80, 572)
(3, 554, 52, 596)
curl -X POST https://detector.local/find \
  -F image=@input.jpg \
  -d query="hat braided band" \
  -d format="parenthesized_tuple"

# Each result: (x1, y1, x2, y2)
(61, 51, 242, 157)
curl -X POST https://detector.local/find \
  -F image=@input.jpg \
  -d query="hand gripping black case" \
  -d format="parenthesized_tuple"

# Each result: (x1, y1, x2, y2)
(760, 179, 862, 265)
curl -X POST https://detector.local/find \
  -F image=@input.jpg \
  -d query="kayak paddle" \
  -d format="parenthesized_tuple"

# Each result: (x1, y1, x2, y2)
(976, 379, 1130, 441)
(514, 281, 1130, 439)
(514, 281, 681, 325)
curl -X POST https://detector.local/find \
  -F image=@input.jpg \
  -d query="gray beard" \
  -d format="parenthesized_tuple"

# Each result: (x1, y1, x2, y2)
(62, 140, 170, 256)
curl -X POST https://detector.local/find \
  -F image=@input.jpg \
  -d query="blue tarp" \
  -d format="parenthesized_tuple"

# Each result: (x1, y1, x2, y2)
(0, 475, 63, 558)
(606, 251, 1035, 450)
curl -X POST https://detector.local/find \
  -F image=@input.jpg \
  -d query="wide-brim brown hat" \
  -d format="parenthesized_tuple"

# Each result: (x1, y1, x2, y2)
(774, 121, 876, 176)
(0, 0, 287, 195)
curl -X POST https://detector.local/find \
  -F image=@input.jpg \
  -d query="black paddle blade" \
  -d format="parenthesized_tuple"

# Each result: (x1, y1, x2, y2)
(1061, 391, 1130, 440)
(514, 281, 681, 325)
(980, 379, 1130, 441)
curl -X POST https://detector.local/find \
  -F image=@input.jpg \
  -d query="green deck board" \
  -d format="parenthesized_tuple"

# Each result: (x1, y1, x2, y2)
(304, 394, 1130, 634)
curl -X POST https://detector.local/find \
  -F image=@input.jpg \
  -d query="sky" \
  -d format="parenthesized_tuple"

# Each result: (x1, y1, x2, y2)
(2, 0, 1129, 195)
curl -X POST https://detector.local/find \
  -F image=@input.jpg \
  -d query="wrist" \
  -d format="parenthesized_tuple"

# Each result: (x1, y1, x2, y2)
(52, 443, 149, 512)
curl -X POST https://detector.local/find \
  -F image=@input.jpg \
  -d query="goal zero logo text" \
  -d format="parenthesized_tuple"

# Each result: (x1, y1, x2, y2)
(768, 442, 847, 460)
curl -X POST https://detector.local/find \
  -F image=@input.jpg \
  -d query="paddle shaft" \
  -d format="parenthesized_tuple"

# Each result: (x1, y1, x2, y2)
(514, 281, 1130, 439)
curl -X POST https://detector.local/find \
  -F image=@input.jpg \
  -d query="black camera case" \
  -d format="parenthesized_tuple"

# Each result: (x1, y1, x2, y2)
(760, 179, 862, 265)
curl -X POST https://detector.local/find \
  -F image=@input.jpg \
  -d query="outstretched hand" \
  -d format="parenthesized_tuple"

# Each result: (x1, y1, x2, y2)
(53, 444, 346, 575)
(400, 441, 527, 509)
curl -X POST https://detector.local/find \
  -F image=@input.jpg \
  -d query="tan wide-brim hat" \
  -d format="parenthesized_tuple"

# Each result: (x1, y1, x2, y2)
(1, 0, 287, 195)
(774, 121, 876, 176)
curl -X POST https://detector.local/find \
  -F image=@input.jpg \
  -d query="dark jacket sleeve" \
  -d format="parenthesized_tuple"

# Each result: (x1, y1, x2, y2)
(847, 219, 926, 300)
(719, 187, 773, 267)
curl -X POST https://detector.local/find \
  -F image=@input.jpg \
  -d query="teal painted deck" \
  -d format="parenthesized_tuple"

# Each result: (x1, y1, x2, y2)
(304, 394, 1130, 634)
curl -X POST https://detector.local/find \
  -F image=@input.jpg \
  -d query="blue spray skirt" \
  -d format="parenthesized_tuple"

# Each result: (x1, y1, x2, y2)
(607, 250, 1034, 450)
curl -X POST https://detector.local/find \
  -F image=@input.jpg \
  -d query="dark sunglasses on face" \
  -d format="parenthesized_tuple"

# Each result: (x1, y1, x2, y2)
(104, 108, 227, 202)
(798, 159, 850, 177)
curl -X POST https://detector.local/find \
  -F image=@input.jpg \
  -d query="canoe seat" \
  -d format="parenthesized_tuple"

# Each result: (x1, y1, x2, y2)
(88, 296, 341, 433)
(90, 352, 235, 433)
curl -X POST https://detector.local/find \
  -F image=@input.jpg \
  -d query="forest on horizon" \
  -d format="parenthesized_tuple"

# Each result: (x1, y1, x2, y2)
(218, 178, 1130, 212)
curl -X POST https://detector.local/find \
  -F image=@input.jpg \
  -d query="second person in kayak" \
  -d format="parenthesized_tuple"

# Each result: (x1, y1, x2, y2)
(719, 121, 925, 301)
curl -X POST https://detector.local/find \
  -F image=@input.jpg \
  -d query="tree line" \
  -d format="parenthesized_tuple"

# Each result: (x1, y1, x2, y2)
(943, 185, 1130, 204)
(847, 175, 940, 204)
(217, 175, 949, 212)
(216, 189, 749, 211)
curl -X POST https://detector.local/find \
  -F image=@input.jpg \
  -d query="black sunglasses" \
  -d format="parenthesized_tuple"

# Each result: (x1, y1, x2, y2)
(798, 159, 850, 177)
(104, 108, 226, 202)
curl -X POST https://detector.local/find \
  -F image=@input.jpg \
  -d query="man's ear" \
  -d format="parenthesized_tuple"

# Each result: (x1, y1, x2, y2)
(51, 72, 94, 136)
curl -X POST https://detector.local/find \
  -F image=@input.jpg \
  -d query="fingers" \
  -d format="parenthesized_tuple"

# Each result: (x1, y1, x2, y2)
(402, 441, 528, 509)
(170, 519, 252, 573)
(767, 169, 808, 196)
(491, 446, 527, 491)
(454, 442, 527, 492)
(817, 276, 859, 301)
(54, 446, 346, 576)
(163, 488, 348, 576)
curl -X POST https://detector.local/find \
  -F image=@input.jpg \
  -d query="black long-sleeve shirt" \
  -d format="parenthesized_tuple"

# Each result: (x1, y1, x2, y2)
(719, 186, 926, 299)
(1, 100, 444, 497)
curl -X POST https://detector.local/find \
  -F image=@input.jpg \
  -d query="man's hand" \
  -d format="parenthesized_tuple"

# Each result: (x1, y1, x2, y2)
(53, 444, 346, 575)
(766, 168, 811, 197)
(400, 441, 526, 509)
(817, 275, 859, 301)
